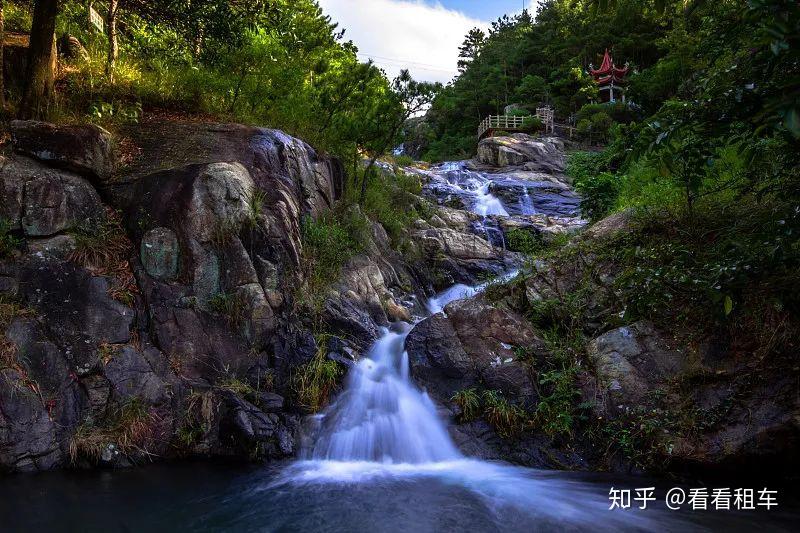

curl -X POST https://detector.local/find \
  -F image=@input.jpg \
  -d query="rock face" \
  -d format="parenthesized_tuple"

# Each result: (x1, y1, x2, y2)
(587, 321, 688, 414)
(10, 120, 115, 182)
(477, 134, 565, 173)
(0, 119, 347, 473)
(407, 296, 543, 408)
(0, 155, 106, 236)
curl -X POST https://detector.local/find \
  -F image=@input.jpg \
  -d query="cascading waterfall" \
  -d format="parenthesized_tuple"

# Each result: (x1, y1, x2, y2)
(306, 284, 484, 464)
(520, 186, 537, 215)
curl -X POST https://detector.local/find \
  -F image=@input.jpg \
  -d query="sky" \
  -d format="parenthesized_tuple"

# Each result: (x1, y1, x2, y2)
(317, 0, 536, 84)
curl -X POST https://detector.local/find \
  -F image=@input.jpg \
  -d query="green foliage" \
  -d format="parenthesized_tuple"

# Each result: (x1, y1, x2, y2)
(451, 388, 481, 422)
(0, 220, 22, 259)
(420, 1, 666, 160)
(292, 339, 342, 413)
(534, 329, 585, 438)
(506, 228, 543, 256)
(300, 208, 369, 299)
(207, 292, 247, 327)
(575, 102, 638, 126)
(482, 390, 528, 438)
(358, 169, 425, 245)
(574, 172, 619, 221)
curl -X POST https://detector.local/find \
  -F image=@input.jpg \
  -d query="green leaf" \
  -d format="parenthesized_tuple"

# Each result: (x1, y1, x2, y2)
(723, 296, 734, 316)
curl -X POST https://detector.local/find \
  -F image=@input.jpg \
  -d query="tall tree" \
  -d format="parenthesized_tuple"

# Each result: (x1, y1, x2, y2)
(20, 0, 58, 120)
(0, 0, 6, 109)
(106, 0, 119, 81)
(360, 70, 440, 203)
(457, 28, 485, 73)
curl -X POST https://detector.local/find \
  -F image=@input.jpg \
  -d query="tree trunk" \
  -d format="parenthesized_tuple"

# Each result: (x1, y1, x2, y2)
(359, 120, 404, 204)
(106, 0, 119, 82)
(19, 0, 58, 120)
(0, 0, 6, 109)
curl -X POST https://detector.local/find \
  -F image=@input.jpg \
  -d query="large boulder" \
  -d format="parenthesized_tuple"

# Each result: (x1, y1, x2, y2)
(477, 134, 565, 172)
(11, 120, 115, 182)
(0, 155, 106, 236)
(586, 321, 688, 417)
(406, 296, 544, 408)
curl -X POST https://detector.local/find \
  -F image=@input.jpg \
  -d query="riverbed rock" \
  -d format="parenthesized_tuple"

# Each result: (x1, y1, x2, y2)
(11, 120, 115, 182)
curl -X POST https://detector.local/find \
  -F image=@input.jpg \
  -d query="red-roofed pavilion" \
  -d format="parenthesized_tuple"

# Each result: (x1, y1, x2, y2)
(589, 49, 629, 103)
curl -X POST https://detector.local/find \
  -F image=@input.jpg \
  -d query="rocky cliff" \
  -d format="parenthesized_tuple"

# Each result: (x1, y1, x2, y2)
(0, 119, 352, 472)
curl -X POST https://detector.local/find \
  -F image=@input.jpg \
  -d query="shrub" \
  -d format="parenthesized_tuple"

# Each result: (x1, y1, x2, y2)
(574, 172, 620, 221)
(506, 228, 543, 255)
(292, 341, 342, 413)
(207, 292, 247, 327)
(300, 207, 370, 299)
(451, 388, 481, 422)
(68, 210, 132, 271)
(69, 398, 155, 464)
(394, 154, 415, 167)
(482, 390, 527, 438)
(0, 220, 21, 258)
(522, 116, 543, 132)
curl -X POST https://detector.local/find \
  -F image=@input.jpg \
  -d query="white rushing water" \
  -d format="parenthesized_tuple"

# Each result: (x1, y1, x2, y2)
(306, 282, 484, 463)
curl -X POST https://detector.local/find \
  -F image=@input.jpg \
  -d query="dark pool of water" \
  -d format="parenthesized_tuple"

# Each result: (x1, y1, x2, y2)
(0, 460, 797, 533)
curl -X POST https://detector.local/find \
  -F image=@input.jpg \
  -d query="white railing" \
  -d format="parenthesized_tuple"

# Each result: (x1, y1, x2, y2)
(477, 115, 530, 138)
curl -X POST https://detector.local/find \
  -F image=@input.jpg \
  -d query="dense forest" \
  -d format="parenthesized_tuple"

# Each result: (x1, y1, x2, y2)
(0, 0, 439, 197)
(420, 0, 799, 162)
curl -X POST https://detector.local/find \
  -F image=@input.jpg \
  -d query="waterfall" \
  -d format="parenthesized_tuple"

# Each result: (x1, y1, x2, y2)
(305, 270, 520, 464)
(308, 322, 460, 463)
(520, 186, 537, 215)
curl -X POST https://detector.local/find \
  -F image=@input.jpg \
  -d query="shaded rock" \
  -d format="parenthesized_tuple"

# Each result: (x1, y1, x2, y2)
(587, 321, 687, 415)
(0, 155, 106, 236)
(25, 235, 76, 257)
(57, 34, 89, 61)
(407, 296, 543, 408)
(583, 209, 635, 240)
(104, 346, 169, 405)
(0, 369, 62, 472)
(255, 392, 285, 413)
(140, 227, 179, 281)
(11, 120, 115, 182)
(16, 257, 134, 373)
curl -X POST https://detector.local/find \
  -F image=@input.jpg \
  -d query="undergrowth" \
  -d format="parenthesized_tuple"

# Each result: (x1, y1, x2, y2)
(69, 398, 156, 464)
(291, 337, 342, 413)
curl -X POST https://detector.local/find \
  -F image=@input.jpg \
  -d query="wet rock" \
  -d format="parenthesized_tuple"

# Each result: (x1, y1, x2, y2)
(407, 296, 543, 408)
(140, 227, 179, 281)
(11, 120, 115, 182)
